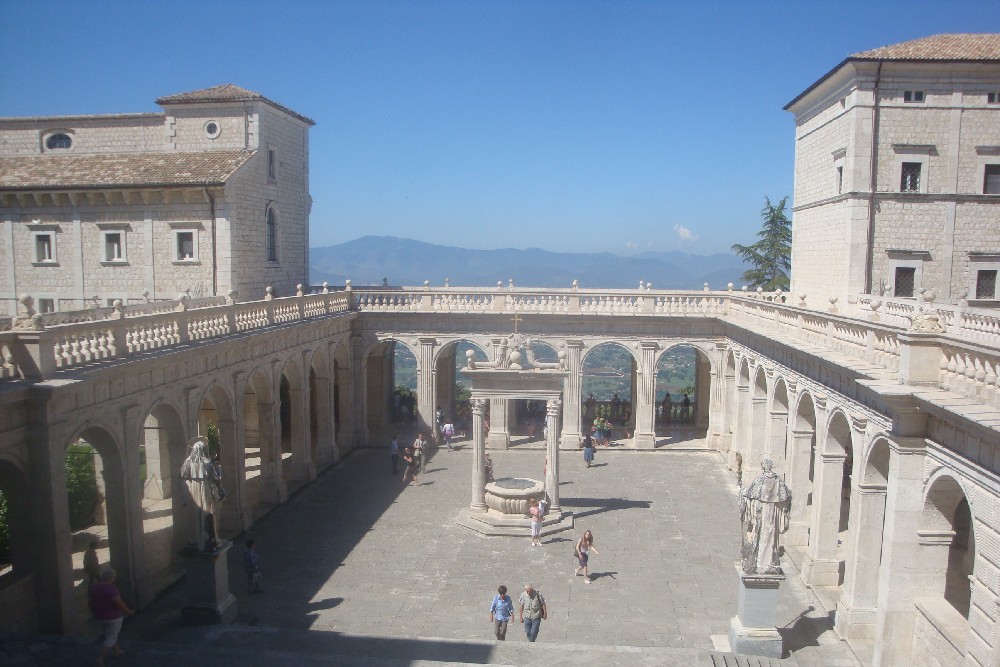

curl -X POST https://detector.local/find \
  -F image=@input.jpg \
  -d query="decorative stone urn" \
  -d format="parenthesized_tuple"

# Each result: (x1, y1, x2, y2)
(484, 477, 545, 515)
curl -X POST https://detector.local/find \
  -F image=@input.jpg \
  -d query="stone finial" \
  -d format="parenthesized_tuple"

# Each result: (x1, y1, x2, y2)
(142, 289, 150, 302)
(572, 279, 579, 290)
(508, 278, 514, 290)
(639, 280, 645, 290)
(226, 290, 238, 305)
(646, 282, 652, 290)
(264, 286, 274, 301)
(322, 282, 330, 294)
(296, 284, 304, 297)
(344, 279, 352, 292)
(558, 349, 567, 369)
(922, 290, 936, 304)
(12, 295, 44, 331)
(798, 292, 807, 307)
(92, 295, 101, 309)
(176, 293, 189, 311)
(958, 288, 969, 307)
(466, 348, 477, 369)
(424, 280, 430, 290)
(111, 299, 124, 319)
(497, 281, 503, 289)
(727, 282, 734, 292)
(445, 278, 450, 288)
(756, 286, 764, 295)
(704, 283, 710, 292)
(828, 295, 838, 313)
(742, 285, 749, 292)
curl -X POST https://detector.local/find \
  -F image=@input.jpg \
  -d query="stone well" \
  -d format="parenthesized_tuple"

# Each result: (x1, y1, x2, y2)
(484, 477, 545, 515)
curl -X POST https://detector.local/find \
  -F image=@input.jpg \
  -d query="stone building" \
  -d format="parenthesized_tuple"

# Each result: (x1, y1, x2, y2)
(785, 34, 1000, 307)
(0, 84, 314, 316)
(2, 36, 1000, 667)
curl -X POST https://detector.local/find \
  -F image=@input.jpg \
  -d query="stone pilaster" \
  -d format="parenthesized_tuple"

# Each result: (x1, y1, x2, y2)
(801, 450, 848, 587)
(350, 333, 366, 447)
(416, 337, 437, 437)
(836, 481, 886, 641)
(488, 398, 510, 449)
(634, 341, 658, 449)
(560, 340, 584, 448)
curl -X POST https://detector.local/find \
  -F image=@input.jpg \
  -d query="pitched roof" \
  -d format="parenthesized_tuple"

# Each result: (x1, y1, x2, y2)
(786, 33, 1000, 110)
(0, 150, 255, 191)
(156, 84, 315, 126)
(851, 33, 1000, 61)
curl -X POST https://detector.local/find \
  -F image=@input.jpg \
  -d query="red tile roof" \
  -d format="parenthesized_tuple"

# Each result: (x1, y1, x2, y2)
(0, 150, 255, 190)
(156, 84, 315, 125)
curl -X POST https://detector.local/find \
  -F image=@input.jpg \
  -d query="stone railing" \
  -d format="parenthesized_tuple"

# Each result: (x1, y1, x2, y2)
(856, 294, 1000, 347)
(939, 341, 1000, 405)
(1, 288, 351, 380)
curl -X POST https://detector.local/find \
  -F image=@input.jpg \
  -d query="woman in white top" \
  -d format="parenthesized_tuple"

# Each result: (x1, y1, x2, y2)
(574, 530, 600, 583)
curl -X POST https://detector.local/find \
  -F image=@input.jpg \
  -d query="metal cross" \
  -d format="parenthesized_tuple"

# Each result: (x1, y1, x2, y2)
(511, 313, 523, 334)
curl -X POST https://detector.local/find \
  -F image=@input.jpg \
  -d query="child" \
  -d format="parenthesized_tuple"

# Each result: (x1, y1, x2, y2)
(244, 539, 263, 593)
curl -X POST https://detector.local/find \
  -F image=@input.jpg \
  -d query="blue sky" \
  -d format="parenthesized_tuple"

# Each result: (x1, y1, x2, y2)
(3, 1, 999, 255)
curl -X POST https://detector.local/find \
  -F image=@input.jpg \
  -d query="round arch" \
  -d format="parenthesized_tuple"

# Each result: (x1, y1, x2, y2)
(921, 470, 977, 622)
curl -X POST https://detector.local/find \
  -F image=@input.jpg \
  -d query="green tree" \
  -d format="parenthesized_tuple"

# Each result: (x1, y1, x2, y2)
(65, 445, 98, 531)
(732, 196, 792, 291)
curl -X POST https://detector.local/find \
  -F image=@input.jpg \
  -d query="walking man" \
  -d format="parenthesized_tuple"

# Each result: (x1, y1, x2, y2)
(390, 435, 399, 475)
(518, 583, 547, 642)
(488, 585, 514, 640)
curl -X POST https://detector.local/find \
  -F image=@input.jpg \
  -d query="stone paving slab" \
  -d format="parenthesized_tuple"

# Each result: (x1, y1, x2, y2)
(52, 441, 860, 666)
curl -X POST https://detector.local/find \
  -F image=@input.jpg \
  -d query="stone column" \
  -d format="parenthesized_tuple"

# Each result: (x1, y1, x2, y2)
(634, 341, 658, 449)
(836, 481, 886, 641)
(560, 340, 584, 448)
(545, 399, 562, 514)
(785, 428, 814, 546)
(258, 399, 286, 504)
(873, 437, 927, 667)
(416, 337, 437, 437)
(437, 346, 456, 420)
(734, 384, 750, 463)
(487, 398, 510, 449)
(767, 410, 789, 473)
(287, 386, 314, 483)
(350, 333, 366, 447)
(697, 353, 713, 431)
(801, 449, 847, 587)
(470, 399, 486, 511)
(748, 395, 768, 468)
(142, 421, 167, 500)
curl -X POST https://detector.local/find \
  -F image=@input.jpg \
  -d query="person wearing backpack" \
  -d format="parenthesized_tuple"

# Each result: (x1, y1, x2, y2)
(518, 583, 547, 642)
(488, 585, 514, 640)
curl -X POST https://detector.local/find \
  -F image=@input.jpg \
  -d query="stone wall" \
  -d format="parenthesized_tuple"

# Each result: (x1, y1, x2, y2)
(0, 115, 166, 156)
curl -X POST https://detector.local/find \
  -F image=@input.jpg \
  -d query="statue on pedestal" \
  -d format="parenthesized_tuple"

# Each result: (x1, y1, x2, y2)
(180, 438, 226, 551)
(738, 458, 790, 574)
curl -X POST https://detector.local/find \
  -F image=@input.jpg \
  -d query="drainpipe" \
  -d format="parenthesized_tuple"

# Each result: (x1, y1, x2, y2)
(204, 187, 218, 296)
(864, 60, 883, 295)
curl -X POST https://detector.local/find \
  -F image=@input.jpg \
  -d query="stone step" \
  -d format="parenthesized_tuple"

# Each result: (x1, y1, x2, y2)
(2, 629, 801, 667)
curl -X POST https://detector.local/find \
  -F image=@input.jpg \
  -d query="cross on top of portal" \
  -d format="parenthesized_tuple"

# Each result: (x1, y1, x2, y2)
(511, 313, 523, 334)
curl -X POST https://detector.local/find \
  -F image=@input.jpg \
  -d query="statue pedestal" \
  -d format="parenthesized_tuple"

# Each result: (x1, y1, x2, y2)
(179, 541, 238, 625)
(728, 563, 785, 658)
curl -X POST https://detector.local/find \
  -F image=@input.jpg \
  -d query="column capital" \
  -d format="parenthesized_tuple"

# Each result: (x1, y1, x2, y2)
(639, 340, 660, 351)
(850, 413, 868, 433)
(546, 398, 562, 416)
(819, 451, 848, 462)
(417, 336, 437, 346)
(858, 482, 887, 496)
(917, 529, 956, 546)
(471, 398, 486, 414)
(887, 436, 927, 455)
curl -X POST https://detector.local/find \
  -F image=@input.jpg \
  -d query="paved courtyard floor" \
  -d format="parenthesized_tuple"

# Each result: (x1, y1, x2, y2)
(97, 437, 861, 666)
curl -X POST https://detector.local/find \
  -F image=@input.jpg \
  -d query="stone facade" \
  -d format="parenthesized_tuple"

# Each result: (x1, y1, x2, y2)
(0, 85, 313, 315)
(786, 36, 1000, 307)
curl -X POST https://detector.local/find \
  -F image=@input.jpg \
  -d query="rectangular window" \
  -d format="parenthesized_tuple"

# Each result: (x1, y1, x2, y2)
(176, 231, 195, 260)
(988, 92, 1000, 104)
(268, 148, 276, 180)
(836, 166, 844, 194)
(976, 270, 998, 299)
(900, 162, 922, 192)
(894, 267, 916, 297)
(104, 232, 123, 261)
(38, 298, 55, 313)
(35, 233, 54, 262)
(903, 90, 925, 103)
(985, 164, 1000, 195)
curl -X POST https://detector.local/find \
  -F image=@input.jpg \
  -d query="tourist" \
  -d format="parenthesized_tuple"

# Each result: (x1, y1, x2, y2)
(244, 539, 263, 593)
(574, 530, 601, 583)
(442, 422, 455, 451)
(484, 453, 495, 483)
(584, 393, 597, 422)
(390, 435, 400, 475)
(528, 498, 542, 547)
(413, 432, 428, 473)
(682, 393, 691, 420)
(662, 393, 672, 423)
(518, 583, 547, 642)
(488, 584, 514, 640)
(402, 447, 420, 485)
(89, 567, 135, 666)
(582, 434, 595, 468)
(83, 541, 101, 585)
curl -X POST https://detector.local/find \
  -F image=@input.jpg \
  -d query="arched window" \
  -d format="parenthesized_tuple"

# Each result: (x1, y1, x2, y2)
(266, 207, 278, 262)
(45, 133, 72, 150)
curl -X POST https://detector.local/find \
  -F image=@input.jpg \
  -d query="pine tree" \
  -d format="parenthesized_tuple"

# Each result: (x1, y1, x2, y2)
(731, 196, 791, 291)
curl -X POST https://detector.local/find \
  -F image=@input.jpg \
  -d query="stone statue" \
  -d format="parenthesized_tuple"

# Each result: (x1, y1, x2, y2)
(738, 458, 791, 574)
(180, 438, 226, 550)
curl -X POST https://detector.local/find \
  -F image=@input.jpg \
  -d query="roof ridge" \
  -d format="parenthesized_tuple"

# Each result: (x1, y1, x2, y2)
(850, 33, 1000, 60)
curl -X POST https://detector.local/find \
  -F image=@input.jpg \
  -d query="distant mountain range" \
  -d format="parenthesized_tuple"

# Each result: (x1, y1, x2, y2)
(310, 236, 749, 290)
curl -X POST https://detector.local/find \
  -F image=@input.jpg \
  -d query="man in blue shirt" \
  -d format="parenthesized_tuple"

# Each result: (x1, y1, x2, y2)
(488, 585, 514, 640)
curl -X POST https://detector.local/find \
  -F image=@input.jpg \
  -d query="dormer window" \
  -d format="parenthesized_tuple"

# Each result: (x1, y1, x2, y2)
(44, 133, 72, 150)
(903, 90, 925, 103)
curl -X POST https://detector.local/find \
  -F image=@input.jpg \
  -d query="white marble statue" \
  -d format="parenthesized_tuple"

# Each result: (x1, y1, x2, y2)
(179, 438, 226, 549)
(739, 458, 791, 575)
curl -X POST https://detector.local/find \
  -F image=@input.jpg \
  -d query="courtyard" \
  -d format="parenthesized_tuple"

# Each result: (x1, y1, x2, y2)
(53, 438, 863, 666)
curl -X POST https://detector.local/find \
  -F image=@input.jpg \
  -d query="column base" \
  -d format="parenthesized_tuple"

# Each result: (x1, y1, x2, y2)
(834, 600, 877, 640)
(454, 508, 574, 537)
(487, 433, 510, 449)
(560, 433, 582, 449)
(800, 553, 841, 587)
(633, 432, 655, 449)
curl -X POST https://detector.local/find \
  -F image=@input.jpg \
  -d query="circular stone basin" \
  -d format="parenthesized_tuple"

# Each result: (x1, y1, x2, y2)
(484, 477, 545, 515)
